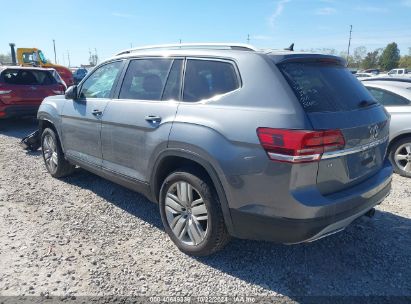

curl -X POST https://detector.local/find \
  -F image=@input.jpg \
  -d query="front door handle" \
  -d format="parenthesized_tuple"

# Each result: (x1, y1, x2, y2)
(145, 115, 162, 123)
(92, 109, 103, 116)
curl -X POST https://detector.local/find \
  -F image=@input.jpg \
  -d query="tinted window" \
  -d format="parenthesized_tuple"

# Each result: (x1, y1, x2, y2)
(80, 61, 122, 98)
(183, 60, 239, 102)
(2, 69, 55, 85)
(119, 59, 174, 100)
(162, 60, 183, 100)
(367, 87, 410, 106)
(278, 62, 375, 112)
(398, 70, 404, 75)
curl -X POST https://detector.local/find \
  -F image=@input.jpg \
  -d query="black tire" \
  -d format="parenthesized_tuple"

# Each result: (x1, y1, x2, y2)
(41, 128, 75, 178)
(159, 169, 230, 256)
(389, 137, 411, 178)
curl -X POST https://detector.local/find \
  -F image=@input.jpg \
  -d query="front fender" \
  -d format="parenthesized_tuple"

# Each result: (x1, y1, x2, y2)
(37, 97, 65, 148)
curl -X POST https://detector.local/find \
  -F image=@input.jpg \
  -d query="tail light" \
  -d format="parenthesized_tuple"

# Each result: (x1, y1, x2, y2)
(256, 128, 345, 163)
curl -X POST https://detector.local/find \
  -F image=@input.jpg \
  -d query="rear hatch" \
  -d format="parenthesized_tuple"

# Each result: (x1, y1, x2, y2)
(276, 57, 390, 194)
(0, 69, 64, 105)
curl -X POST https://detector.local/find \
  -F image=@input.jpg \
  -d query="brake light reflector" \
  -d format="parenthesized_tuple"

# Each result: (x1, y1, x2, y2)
(256, 128, 345, 163)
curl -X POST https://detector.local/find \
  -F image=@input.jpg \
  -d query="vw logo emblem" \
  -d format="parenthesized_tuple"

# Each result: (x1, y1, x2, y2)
(369, 124, 379, 139)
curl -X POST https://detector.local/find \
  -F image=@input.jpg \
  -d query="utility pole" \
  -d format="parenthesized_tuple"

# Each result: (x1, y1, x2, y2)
(179, 39, 182, 44)
(247, 34, 250, 44)
(67, 50, 71, 67)
(52, 39, 57, 64)
(347, 25, 352, 64)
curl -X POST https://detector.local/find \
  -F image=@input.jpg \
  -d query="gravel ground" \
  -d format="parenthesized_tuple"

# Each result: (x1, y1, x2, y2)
(0, 118, 410, 302)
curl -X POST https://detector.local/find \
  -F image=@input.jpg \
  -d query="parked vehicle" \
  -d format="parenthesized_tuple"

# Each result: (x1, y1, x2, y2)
(385, 68, 411, 78)
(363, 69, 380, 75)
(16, 47, 74, 86)
(362, 79, 411, 177)
(0, 66, 66, 119)
(355, 72, 375, 80)
(72, 68, 88, 84)
(37, 43, 392, 256)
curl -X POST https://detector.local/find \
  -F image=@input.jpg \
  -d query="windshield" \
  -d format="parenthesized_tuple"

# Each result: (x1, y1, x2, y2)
(38, 50, 48, 64)
(277, 61, 377, 112)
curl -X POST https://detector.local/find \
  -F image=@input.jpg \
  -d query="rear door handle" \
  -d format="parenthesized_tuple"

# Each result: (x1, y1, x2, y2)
(92, 109, 103, 116)
(145, 115, 162, 123)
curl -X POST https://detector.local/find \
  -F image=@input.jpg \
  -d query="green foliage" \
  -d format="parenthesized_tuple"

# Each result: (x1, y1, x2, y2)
(399, 55, 411, 68)
(379, 42, 400, 71)
(352, 46, 367, 68)
(361, 49, 383, 69)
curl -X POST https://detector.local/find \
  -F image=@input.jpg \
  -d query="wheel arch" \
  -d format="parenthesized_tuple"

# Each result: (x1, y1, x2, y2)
(150, 150, 234, 234)
(388, 132, 411, 152)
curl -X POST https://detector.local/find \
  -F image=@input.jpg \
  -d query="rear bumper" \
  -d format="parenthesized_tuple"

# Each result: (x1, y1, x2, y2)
(229, 159, 392, 243)
(0, 104, 39, 119)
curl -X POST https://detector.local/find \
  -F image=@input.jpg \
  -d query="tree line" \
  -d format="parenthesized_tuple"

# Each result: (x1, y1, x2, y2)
(301, 42, 411, 71)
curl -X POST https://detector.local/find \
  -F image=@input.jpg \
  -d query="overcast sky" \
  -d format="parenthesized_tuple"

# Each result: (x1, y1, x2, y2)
(1, 0, 410, 66)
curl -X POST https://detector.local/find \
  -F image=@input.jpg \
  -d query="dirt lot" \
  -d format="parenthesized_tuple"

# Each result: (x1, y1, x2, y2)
(0, 119, 410, 302)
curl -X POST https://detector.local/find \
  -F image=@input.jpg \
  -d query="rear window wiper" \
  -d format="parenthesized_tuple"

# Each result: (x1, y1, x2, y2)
(358, 100, 378, 108)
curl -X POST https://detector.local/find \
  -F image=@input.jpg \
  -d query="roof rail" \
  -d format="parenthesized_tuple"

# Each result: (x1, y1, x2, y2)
(115, 43, 258, 56)
(361, 77, 411, 83)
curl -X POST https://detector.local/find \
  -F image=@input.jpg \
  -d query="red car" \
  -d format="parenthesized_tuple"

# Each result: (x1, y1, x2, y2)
(0, 67, 66, 119)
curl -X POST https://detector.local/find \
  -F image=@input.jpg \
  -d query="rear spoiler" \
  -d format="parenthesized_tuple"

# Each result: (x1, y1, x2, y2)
(270, 54, 346, 67)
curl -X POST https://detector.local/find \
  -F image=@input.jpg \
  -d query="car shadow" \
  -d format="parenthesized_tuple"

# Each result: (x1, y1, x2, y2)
(0, 117, 38, 139)
(60, 168, 411, 299)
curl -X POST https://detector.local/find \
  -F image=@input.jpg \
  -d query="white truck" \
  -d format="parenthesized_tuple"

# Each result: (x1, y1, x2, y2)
(387, 68, 411, 78)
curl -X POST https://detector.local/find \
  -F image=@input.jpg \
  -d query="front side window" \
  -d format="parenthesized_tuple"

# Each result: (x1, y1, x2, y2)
(183, 59, 240, 102)
(79, 61, 123, 98)
(119, 58, 175, 100)
(398, 70, 404, 75)
(22, 52, 38, 64)
(367, 87, 410, 106)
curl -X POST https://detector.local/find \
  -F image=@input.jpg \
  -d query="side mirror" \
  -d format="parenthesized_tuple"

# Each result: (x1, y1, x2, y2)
(65, 85, 78, 100)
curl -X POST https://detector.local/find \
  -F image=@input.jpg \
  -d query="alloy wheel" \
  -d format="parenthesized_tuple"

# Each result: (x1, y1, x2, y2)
(43, 134, 58, 173)
(394, 143, 411, 173)
(165, 181, 209, 246)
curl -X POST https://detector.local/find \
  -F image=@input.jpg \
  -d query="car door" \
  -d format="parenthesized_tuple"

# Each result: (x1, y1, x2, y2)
(61, 60, 124, 167)
(100, 58, 183, 182)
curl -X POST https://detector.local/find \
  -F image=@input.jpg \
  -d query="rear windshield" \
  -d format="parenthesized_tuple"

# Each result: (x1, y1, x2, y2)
(1, 69, 56, 85)
(278, 61, 375, 112)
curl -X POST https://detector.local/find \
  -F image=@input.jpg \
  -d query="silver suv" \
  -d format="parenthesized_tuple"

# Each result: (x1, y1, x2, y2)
(38, 43, 392, 256)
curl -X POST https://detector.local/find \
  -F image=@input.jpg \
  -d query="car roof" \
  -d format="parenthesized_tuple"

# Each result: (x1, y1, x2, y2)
(107, 43, 345, 65)
(362, 80, 411, 99)
(362, 80, 411, 89)
(0, 66, 56, 72)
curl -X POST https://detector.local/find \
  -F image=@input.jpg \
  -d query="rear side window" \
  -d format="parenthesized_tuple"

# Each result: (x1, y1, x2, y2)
(119, 59, 175, 101)
(367, 87, 410, 106)
(183, 59, 239, 102)
(278, 62, 376, 112)
(2, 69, 55, 85)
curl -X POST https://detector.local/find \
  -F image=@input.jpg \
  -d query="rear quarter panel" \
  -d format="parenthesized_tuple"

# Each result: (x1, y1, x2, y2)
(386, 106, 411, 141)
